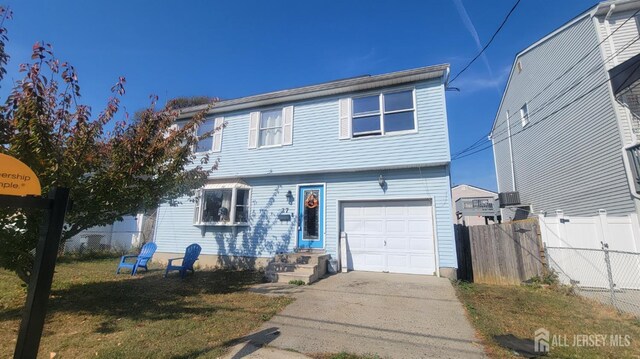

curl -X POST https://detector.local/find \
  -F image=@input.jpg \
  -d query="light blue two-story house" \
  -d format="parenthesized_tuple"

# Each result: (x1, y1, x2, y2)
(153, 65, 457, 281)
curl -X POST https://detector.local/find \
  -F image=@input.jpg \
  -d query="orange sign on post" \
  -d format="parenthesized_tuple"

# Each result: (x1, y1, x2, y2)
(0, 153, 41, 196)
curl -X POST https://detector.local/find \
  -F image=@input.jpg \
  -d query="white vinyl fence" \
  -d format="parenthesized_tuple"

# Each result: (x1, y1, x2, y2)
(539, 210, 640, 316)
(64, 214, 145, 253)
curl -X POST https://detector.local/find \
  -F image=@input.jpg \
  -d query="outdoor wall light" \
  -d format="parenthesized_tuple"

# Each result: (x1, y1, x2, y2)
(378, 175, 386, 188)
(285, 190, 294, 205)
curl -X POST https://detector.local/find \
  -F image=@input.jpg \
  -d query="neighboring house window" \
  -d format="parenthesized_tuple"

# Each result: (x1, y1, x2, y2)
(351, 90, 415, 138)
(627, 144, 640, 194)
(195, 119, 214, 152)
(259, 109, 283, 147)
(520, 103, 529, 127)
(194, 187, 250, 225)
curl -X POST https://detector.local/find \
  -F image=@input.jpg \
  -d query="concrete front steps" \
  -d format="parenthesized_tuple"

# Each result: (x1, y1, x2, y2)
(265, 251, 330, 285)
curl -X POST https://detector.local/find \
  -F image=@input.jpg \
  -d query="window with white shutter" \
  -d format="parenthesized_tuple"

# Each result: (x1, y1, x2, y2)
(339, 98, 351, 139)
(282, 106, 294, 145)
(249, 107, 292, 148)
(212, 117, 224, 152)
(248, 112, 260, 149)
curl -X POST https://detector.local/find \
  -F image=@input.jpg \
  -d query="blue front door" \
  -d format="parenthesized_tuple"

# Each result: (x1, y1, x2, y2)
(297, 185, 324, 249)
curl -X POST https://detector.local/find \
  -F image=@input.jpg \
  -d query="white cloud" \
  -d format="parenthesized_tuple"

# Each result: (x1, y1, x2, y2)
(452, 0, 495, 79)
(452, 65, 510, 94)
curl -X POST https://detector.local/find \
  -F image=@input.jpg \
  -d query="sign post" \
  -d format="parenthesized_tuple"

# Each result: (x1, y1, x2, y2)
(0, 153, 71, 359)
(13, 188, 70, 359)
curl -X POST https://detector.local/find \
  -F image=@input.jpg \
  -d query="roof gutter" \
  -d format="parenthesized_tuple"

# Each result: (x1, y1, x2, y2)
(176, 64, 448, 119)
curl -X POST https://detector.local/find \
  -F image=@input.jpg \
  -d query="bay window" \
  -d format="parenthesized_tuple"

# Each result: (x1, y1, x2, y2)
(194, 186, 250, 226)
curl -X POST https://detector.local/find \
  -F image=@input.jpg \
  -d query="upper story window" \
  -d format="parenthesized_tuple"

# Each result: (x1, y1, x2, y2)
(194, 117, 224, 153)
(195, 119, 214, 152)
(351, 90, 416, 138)
(248, 106, 294, 149)
(194, 185, 250, 226)
(520, 103, 529, 127)
(259, 109, 283, 147)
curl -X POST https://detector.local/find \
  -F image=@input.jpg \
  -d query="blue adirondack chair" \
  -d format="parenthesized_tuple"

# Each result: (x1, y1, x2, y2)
(116, 242, 157, 275)
(164, 243, 202, 278)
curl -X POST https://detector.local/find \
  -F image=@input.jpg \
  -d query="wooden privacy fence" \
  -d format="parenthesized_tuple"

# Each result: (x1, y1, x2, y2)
(455, 220, 546, 285)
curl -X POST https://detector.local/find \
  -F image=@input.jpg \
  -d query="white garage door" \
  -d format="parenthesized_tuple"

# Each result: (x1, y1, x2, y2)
(342, 200, 436, 275)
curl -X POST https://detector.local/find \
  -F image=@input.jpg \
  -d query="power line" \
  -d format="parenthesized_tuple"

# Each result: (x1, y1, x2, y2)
(450, 7, 640, 158)
(486, 33, 639, 145)
(453, 53, 640, 161)
(449, 0, 522, 84)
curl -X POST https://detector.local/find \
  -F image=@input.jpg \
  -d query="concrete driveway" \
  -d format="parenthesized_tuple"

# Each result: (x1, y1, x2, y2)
(244, 272, 485, 358)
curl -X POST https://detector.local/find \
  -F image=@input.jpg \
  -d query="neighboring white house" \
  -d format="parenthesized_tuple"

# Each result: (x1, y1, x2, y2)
(64, 214, 145, 253)
(451, 184, 498, 226)
(491, 0, 640, 221)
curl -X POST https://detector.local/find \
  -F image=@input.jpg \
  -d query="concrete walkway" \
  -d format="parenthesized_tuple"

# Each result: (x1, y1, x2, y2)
(243, 272, 485, 358)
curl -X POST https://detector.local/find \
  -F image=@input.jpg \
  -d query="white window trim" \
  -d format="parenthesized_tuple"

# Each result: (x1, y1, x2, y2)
(257, 108, 285, 149)
(194, 187, 251, 227)
(350, 87, 418, 139)
(194, 120, 215, 153)
(520, 103, 530, 127)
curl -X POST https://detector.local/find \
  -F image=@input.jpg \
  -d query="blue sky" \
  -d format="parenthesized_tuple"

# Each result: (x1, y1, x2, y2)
(2, 0, 596, 191)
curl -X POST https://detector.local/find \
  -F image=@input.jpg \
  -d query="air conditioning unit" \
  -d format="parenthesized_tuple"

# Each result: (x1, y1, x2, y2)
(498, 191, 521, 208)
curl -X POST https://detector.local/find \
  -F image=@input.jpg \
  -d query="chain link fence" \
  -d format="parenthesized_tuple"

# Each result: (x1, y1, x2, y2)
(546, 244, 640, 317)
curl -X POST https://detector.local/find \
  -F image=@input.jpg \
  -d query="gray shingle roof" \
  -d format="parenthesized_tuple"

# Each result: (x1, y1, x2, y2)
(177, 64, 449, 118)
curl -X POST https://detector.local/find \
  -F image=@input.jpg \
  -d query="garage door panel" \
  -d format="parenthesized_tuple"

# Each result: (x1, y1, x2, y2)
(386, 220, 407, 233)
(386, 236, 414, 250)
(343, 206, 362, 217)
(363, 206, 384, 216)
(407, 205, 430, 216)
(385, 206, 405, 216)
(408, 219, 430, 233)
(343, 200, 435, 275)
(410, 238, 431, 251)
(347, 235, 366, 249)
(364, 237, 384, 249)
(344, 219, 364, 233)
(364, 220, 384, 233)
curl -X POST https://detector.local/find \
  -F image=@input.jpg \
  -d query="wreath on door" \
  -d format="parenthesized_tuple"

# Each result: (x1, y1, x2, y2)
(304, 192, 319, 209)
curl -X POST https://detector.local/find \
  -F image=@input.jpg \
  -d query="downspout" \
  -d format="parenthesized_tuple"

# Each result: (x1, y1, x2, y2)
(506, 110, 517, 191)
(604, 4, 618, 66)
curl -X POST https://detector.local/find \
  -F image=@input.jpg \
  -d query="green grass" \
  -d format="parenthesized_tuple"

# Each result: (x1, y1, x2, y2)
(288, 279, 306, 286)
(0, 258, 292, 358)
(454, 281, 640, 358)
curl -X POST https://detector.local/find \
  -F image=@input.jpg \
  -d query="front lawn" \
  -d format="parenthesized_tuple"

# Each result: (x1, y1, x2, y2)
(455, 282, 640, 358)
(0, 258, 292, 358)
